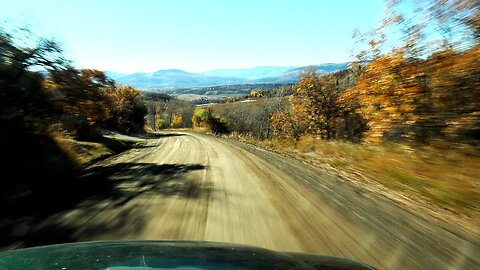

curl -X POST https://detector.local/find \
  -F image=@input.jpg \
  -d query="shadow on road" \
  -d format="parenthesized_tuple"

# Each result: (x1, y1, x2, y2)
(147, 132, 185, 138)
(76, 163, 209, 207)
(0, 162, 209, 250)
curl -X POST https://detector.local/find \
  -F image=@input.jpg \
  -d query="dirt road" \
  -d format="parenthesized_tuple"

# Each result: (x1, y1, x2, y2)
(17, 132, 480, 269)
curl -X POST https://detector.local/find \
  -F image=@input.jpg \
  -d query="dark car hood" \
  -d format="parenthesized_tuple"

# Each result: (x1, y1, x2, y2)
(0, 240, 376, 270)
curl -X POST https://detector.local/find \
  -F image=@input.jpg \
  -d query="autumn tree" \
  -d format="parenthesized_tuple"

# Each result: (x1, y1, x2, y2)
(171, 114, 183, 128)
(169, 99, 194, 128)
(270, 110, 297, 139)
(45, 68, 149, 137)
(347, 0, 479, 144)
(1, 29, 67, 133)
(289, 70, 342, 140)
(46, 68, 114, 139)
(426, 46, 480, 142)
(106, 85, 147, 134)
(267, 69, 365, 141)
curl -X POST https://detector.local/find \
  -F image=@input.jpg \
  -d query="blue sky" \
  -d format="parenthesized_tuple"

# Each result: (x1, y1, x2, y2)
(1, 0, 385, 73)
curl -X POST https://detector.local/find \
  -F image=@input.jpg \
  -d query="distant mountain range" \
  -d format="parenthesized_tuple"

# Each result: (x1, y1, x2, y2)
(199, 66, 296, 80)
(109, 69, 244, 90)
(106, 63, 349, 91)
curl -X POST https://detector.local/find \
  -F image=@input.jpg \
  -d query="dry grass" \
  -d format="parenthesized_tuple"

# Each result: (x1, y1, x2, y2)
(312, 139, 480, 217)
(53, 136, 113, 166)
(53, 133, 147, 166)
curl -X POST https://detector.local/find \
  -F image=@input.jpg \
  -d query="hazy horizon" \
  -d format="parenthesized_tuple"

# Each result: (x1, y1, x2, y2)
(104, 62, 349, 75)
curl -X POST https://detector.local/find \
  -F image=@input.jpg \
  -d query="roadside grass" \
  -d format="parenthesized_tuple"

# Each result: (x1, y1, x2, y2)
(53, 133, 147, 166)
(224, 133, 480, 231)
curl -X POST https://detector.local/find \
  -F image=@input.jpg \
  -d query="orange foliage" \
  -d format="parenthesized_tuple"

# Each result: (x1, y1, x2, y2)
(347, 0, 479, 144)
(48, 68, 114, 126)
(171, 114, 183, 128)
(289, 70, 342, 140)
(270, 111, 295, 139)
(346, 45, 479, 144)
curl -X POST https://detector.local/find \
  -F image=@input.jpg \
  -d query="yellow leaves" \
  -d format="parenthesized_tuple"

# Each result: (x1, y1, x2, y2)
(407, 114, 421, 122)
(42, 78, 57, 91)
(348, 0, 480, 143)
(346, 50, 427, 142)
(171, 114, 183, 128)
(249, 90, 265, 98)
(270, 111, 295, 139)
(348, 41, 480, 144)
(384, 106, 398, 114)
(399, 104, 415, 113)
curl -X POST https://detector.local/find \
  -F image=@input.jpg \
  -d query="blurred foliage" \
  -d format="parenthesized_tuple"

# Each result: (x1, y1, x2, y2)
(346, 46, 480, 144)
(347, 0, 480, 144)
(0, 28, 147, 208)
(45, 69, 147, 139)
(267, 0, 480, 145)
(1, 29, 77, 205)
